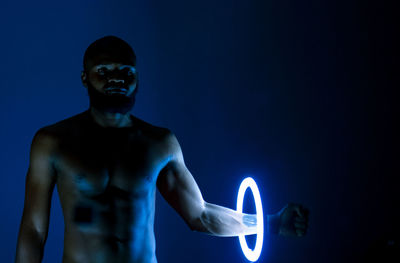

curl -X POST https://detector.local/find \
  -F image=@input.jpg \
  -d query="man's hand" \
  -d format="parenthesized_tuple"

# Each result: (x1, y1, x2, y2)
(276, 203, 309, 237)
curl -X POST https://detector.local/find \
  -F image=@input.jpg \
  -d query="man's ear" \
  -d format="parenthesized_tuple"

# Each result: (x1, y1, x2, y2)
(81, 70, 88, 88)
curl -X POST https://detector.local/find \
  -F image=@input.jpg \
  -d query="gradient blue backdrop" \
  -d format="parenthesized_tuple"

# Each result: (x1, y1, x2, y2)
(1, 0, 397, 262)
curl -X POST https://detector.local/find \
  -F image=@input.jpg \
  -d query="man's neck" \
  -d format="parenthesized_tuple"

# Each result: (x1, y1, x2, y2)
(89, 107, 133, 128)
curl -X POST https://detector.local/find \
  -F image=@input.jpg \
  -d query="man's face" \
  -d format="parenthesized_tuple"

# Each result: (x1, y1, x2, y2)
(83, 54, 138, 114)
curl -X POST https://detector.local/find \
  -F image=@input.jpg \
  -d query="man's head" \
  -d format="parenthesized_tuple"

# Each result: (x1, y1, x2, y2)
(81, 35, 139, 114)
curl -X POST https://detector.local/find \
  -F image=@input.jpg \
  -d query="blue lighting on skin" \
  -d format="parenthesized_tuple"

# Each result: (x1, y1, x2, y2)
(236, 177, 264, 262)
(155, 155, 173, 178)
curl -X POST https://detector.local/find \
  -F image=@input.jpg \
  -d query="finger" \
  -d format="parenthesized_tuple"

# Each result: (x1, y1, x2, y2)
(293, 205, 304, 218)
(296, 228, 305, 237)
(295, 216, 306, 222)
(298, 216, 309, 226)
(295, 218, 309, 231)
(294, 222, 307, 229)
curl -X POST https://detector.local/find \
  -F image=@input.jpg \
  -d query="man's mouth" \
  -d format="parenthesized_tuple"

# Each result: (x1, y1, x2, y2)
(104, 87, 128, 95)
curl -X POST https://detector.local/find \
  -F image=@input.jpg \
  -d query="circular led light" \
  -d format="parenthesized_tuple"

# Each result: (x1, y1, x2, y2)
(236, 177, 264, 262)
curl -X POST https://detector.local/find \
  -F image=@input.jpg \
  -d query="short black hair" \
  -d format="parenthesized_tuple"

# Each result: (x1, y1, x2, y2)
(83, 35, 136, 71)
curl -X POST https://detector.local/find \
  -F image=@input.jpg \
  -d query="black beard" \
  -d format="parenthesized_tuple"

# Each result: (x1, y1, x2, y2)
(87, 81, 138, 114)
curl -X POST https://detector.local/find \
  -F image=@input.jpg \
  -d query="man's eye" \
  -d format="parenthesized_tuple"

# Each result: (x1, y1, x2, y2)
(127, 72, 137, 79)
(98, 69, 107, 75)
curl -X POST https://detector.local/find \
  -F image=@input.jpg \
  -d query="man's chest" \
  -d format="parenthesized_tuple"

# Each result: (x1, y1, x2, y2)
(54, 129, 170, 199)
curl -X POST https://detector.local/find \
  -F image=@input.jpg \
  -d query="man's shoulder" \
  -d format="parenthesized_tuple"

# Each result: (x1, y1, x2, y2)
(32, 111, 96, 150)
(134, 119, 180, 158)
(130, 114, 172, 140)
(35, 111, 87, 137)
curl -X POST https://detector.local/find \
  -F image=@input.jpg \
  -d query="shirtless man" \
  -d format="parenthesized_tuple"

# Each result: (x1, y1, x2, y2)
(15, 36, 309, 263)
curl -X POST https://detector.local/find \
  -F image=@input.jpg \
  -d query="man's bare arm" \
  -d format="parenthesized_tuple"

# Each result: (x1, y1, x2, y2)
(156, 130, 271, 237)
(157, 131, 310, 237)
(15, 129, 57, 263)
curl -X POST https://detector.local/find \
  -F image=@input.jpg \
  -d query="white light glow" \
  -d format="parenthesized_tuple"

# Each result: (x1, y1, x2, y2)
(236, 177, 264, 262)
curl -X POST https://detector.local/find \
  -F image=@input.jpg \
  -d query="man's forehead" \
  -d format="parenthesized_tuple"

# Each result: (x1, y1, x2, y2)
(88, 53, 136, 68)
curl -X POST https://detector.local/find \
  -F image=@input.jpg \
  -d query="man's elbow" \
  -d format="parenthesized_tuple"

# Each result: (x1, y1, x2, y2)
(187, 203, 209, 233)
(15, 226, 47, 263)
(189, 208, 220, 235)
(188, 216, 206, 233)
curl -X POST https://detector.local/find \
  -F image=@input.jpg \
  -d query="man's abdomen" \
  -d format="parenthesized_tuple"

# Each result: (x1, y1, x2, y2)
(62, 225, 157, 263)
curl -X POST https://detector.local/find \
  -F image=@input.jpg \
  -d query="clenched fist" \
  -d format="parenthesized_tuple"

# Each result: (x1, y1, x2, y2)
(269, 203, 309, 237)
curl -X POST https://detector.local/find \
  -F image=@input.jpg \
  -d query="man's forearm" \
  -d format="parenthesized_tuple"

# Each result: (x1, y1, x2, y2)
(15, 226, 46, 263)
(193, 202, 278, 237)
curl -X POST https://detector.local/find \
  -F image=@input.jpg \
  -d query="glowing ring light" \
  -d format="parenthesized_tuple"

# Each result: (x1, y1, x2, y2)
(236, 177, 264, 262)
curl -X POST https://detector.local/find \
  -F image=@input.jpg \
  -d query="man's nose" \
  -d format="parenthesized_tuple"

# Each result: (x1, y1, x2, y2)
(106, 70, 126, 83)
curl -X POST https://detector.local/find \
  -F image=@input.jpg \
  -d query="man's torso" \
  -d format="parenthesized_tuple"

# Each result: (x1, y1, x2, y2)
(43, 110, 171, 263)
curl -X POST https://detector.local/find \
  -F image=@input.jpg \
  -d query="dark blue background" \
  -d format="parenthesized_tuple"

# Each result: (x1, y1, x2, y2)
(1, 0, 397, 262)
